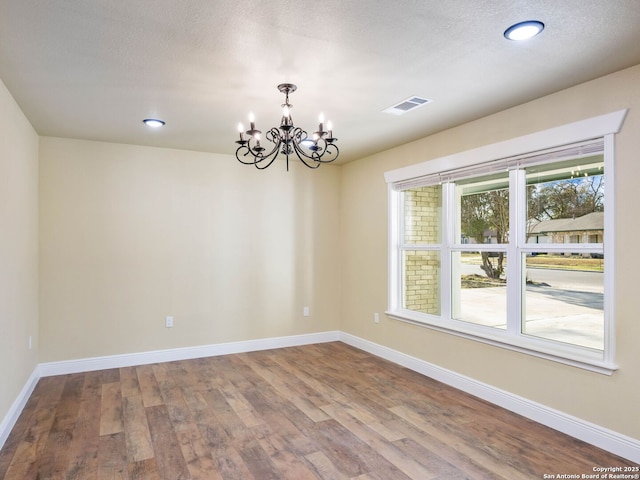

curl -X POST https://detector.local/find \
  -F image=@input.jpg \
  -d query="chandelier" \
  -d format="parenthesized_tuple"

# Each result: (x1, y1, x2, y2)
(235, 84, 339, 170)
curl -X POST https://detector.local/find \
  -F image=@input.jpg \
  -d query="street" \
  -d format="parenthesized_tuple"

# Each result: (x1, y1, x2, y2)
(459, 263, 603, 293)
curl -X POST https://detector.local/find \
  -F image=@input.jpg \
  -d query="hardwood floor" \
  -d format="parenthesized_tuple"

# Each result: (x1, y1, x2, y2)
(0, 342, 634, 479)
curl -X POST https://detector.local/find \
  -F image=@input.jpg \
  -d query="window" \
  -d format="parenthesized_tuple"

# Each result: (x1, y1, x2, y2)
(386, 110, 627, 374)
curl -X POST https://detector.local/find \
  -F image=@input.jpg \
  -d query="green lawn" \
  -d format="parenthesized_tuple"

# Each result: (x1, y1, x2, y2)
(460, 253, 604, 272)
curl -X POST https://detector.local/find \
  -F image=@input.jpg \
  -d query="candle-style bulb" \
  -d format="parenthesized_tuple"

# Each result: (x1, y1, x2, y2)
(237, 123, 244, 133)
(248, 112, 257, 133)
(318, 113, 325, 123)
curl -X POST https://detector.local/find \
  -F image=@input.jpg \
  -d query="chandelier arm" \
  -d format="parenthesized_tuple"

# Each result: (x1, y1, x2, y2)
(235, 146, 259, 165)
(251, 129, 283, 169)
(289, 128, 339, 165)
(265, 127, 282, 145)
(289, 128, 322, 162)
(235, 145, 274, 165)
(235, 131, 282, 166)
(292, 149, 322, 169)
(235, 144, 277, 166)
(289, 140, 322, 168)
(311, 142, 340, 163)
(250, 131, 281, 160)
(253, 154, 279, 170)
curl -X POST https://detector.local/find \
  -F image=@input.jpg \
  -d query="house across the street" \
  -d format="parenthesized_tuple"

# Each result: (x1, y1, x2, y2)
(528, 211, 604, 254)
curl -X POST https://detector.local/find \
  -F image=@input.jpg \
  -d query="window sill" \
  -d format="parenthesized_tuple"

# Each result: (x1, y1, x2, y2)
(386, 309, 618, 375)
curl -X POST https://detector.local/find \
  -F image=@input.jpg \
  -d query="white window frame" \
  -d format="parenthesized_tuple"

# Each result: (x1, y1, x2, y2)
(385, 110, 628, 375)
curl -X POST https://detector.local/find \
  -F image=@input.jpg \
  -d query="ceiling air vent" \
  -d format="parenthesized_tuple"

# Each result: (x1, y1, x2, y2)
(382, 96, 432, 115)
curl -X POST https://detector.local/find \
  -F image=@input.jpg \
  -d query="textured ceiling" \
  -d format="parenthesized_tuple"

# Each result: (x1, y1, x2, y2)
(1, 0, 640, 163)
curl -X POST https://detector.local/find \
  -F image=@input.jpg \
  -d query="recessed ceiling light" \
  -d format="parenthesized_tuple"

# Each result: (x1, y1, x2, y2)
(504, 20, 544, 41)
(143, 118, 165, 128)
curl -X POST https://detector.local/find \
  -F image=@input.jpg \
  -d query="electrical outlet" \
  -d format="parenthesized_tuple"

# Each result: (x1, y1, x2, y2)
(166, 316, 174, 328)
(303, 307, 310, 317)
(374, 312, 380, 324)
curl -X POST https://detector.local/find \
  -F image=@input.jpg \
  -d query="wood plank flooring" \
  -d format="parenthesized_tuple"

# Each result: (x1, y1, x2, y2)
(0, 342, 634, 479)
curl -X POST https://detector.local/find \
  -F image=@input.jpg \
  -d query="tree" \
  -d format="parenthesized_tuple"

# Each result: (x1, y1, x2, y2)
(528, 175, 604, 222)
(460, 189, 509, 279)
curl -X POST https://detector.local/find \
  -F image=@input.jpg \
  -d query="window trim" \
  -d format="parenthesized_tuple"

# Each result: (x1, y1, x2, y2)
(385, 110, 627, 375)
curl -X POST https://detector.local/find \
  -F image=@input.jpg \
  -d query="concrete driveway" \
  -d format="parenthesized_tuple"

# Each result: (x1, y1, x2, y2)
(458, 284, 603, 350)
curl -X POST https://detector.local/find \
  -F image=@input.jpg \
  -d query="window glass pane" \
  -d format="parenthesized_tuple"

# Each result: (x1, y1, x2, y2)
(452, 251, 507, 329)
(403, 250, 440, 315)
(523, 253, 604, 350)
(403, 185, 442, 244)
(526, 158, 604, 247)
(456, 172, 509, 245)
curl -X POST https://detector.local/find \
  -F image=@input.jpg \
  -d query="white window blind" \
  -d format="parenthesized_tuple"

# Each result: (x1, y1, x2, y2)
(392, 139, 604, 191)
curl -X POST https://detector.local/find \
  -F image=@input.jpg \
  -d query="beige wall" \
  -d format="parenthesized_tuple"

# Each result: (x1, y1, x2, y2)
(340, 64, 640, 440)
(39, 138, 341, 361)
(0, 79, 39, 422)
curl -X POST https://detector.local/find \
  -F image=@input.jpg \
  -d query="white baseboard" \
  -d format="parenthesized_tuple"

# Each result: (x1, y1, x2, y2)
(0, 367, 40, 451)
(38, 331, 341, 377)
(3, 330, 638, 464)
(338, 332, 640, 464)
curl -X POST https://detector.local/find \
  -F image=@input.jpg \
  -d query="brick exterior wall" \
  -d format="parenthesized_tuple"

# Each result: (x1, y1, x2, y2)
(403, 186, 441, 315)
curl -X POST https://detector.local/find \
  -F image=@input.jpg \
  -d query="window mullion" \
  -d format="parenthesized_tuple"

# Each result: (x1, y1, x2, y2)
(441, 182, 454, 321)
(506, 169, 524, 336)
